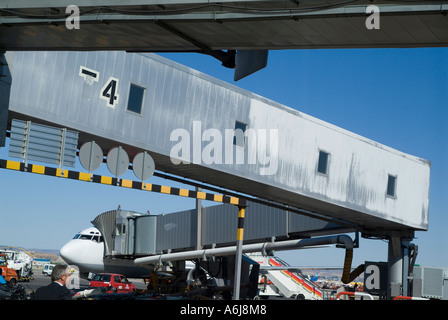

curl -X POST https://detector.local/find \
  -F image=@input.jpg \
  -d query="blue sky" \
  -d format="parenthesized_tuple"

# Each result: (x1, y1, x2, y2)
(1, 48, 447, 269)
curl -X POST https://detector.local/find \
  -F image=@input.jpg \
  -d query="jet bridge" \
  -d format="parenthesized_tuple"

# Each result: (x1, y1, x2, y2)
(2, 50, 431, 236)
(91, 204, 357, 299)
(0, 50, 431, 298)
(92, 204, 353, 258)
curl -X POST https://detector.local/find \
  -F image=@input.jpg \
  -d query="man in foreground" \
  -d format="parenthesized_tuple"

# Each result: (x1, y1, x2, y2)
(31, 264, 73, 300)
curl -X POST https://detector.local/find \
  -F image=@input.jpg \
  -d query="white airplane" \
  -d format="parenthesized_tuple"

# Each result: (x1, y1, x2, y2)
(59, 227, 157, 279)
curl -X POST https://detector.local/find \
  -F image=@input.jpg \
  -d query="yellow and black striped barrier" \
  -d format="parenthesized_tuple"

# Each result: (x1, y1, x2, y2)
(0, 159, 246, 207)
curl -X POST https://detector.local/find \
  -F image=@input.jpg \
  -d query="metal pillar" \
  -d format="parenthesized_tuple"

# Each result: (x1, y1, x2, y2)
(401, 239, 411, 297)
(387, 235, 413, 299)
(196, 187, 202, 250)
(387, 234, 415, 299)
(388, 235, 402, 298)
(233, 205, 246, 300)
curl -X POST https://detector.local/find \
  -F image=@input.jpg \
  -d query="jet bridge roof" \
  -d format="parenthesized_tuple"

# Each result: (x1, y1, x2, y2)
(3, 50, 431, 235)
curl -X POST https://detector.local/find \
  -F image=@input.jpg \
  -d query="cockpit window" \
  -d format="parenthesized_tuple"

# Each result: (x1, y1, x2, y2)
(92, 235, 104, 243)
(79, 234, 94, 240)
(73, 232, 103, 243)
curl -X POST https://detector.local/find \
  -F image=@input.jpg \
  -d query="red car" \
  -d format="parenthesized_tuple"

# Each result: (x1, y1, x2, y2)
(89, 273, 136, 294)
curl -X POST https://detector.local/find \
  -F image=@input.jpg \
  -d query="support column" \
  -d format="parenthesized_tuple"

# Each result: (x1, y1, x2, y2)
(196, 187, 202, 250)
(388, 235, 402, 298)
(387, 234, 414, 299)
(401, 239, 411, 297)
(233, 205, 246, 300)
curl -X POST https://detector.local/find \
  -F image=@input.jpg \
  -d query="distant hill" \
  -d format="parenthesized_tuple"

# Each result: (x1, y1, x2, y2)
(31, 249, 60, 262)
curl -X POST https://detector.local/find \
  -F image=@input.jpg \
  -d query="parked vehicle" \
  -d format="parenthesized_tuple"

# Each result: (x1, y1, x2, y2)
(0, 248, 34, 281)
(0, 254, 18, 285)
(88, 273, 136, 293)
(42, 264, 55, 276)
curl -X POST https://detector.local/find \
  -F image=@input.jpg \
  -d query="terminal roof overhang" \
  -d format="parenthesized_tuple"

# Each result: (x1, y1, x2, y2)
(2, 0, 436, 236)
(0, 1, 447, 52)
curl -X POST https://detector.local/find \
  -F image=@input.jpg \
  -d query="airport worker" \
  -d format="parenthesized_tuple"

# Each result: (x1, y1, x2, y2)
(31, 264, 73, 300)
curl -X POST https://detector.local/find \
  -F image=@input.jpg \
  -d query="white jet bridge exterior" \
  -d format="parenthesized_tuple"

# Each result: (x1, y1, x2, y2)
(2, 50, 430, 236)
(0, 50, 431, 298)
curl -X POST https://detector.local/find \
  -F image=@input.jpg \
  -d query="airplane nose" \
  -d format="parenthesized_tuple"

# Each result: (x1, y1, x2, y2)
(60, 241, 78, 265)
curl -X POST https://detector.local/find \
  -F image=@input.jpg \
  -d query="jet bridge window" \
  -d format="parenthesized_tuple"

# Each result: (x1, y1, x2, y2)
(115, 224, 126, 236)
(317, 150, 330, 175)
(127, 83, 145, 114)
(387, 174, 397, 198)
(233, 120, 248, 147)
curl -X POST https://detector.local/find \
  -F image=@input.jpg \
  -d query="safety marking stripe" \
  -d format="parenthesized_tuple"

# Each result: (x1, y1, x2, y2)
(236, 207, 246, 241)
(5, 160, 23, 171)
(120, 179, 133, 188)
(237, 228, 244, 241)
(30, 164, 45, 174)
(0, 159, 246, 206)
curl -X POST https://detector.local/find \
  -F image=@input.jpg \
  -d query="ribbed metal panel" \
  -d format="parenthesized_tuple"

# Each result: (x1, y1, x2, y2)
(134, 215, 157, 255)
(288, 211, 343, 236)
(244, 202, 287, 242)
(9, 119, 78, 167)
(202, 202, 287, 247)
(92, 202, 354, 257)
(92, 210, 117, 257)
(201, 201, 345, 247)
(414, 266, 448, 299)
(156, 209, 197, 252)
(202, 204, 239, 247)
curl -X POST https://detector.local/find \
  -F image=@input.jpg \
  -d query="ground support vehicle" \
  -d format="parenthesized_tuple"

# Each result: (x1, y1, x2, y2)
(0, 248, 34, 282)
(0, 254, 18, 285)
